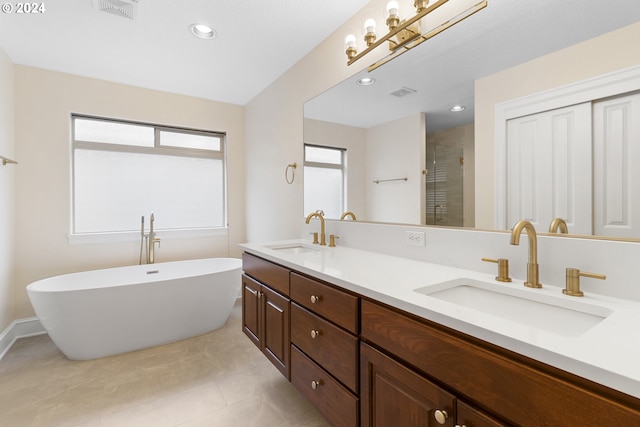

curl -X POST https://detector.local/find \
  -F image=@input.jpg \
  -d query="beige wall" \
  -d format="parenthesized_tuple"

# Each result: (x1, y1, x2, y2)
(475, 22, 640, 229)
(244, 0, 390, 242)
(13, 66, 245, 318)
(0, 47, 15, 330)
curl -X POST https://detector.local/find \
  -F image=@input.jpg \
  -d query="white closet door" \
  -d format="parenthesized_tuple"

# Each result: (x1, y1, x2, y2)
(593, 92, 640, 238)
(506, 103, 592, 234)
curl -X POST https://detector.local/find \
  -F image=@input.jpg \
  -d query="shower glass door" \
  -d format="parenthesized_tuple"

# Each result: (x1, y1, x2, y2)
(425, 143, 464, 226)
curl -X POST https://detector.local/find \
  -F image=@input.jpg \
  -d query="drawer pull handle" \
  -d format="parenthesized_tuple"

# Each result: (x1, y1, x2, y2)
(455, 425, 467, 427)
(434, 409, 448, 425)
(311, 380, 322, 390)
(310, 295, 320, 304)
(310, 329, 320, 339)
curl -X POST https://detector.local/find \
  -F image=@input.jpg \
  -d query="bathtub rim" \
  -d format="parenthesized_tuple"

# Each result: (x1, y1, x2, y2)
(26, 257, 242, 293)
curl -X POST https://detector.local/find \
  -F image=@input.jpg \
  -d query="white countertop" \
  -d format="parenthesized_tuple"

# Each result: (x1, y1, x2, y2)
(240, 239, 640, 399)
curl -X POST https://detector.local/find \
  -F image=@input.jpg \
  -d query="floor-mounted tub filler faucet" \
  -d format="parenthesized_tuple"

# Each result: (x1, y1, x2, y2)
(510, 220, 542, 288)
(138, 213, 161, 265)
(148, 213, 161, 264)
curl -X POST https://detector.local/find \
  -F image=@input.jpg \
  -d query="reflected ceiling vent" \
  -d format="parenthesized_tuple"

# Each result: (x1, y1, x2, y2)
(92, 0, 139, 20)
(389, 87, 417, 98)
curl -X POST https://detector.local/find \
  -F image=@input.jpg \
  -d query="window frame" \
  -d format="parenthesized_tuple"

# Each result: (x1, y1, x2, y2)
(69, 114, 228, 243)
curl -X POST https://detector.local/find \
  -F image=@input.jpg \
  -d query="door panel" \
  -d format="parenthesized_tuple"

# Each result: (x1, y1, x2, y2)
(593, 92, 640, 237)
(506, 103, 592, 234)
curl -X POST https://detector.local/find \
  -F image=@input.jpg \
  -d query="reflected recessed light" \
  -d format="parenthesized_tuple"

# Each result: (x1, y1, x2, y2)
(357, 77, 376, 86)
(189, 23, 216, 40)
(450, 105, 465, 112)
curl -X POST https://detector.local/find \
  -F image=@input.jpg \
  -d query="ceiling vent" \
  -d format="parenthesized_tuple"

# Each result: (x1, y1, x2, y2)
(389, 87, 417, 98)
(92, 0, 139, 20)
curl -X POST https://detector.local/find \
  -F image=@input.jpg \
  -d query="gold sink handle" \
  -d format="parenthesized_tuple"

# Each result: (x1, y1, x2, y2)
(563, 268, 606, 297)
(482, 257, 512, 282)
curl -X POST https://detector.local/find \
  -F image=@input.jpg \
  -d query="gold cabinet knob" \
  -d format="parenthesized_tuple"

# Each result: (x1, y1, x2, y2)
(482, 257, 512, 282)
(310, 329, 320, 339)
(434, 409, 448, 425)
(310, 295, 320, 304)
(311, 380, 322, 390)
(564, 268, 606, 297)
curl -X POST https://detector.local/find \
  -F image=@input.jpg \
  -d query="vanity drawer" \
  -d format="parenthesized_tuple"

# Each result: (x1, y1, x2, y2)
(242, 253, 290, 296)
(361, 299, 640, 427)
(291, 345, 358, 427)
(290, 272, 358, 333)
(291, 303, 358, 392)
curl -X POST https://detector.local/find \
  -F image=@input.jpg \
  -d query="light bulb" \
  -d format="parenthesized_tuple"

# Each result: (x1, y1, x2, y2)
(345, 34, 356, 48)
(364, 18, 376, 33)
(387, 1, 399, 16)
(386, 1, 400, 30)
(345, 34, 357, 61)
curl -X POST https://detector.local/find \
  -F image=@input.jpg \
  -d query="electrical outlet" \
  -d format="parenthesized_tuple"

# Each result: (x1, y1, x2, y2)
(405, 231, 426, 247)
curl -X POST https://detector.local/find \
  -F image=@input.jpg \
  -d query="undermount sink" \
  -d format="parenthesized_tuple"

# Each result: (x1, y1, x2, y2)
(265, 243, 323, 255)
(415, 278, 613, 337)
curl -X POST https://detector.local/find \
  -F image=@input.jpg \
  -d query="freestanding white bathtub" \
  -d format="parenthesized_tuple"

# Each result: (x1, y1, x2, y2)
(26, 258, 241, 360)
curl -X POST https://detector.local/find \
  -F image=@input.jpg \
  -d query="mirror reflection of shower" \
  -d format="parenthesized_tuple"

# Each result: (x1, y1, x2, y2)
(425, 142, 464, 227)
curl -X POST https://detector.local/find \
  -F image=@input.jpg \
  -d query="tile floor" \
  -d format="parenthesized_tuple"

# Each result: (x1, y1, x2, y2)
(0, 303, 331, 427)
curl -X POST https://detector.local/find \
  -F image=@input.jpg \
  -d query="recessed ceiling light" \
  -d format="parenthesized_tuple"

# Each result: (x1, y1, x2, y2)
(450, 105, 465, 112)
(357, 77, 376, 86)
(189, 23, 216, 40)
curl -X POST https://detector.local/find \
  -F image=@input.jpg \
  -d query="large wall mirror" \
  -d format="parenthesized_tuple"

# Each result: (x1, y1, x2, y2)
(303, 0, 640, 239)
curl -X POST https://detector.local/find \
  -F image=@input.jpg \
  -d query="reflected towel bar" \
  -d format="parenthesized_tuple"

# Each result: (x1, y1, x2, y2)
(1, 156, 17, 166)
(373, 177, 407, 184)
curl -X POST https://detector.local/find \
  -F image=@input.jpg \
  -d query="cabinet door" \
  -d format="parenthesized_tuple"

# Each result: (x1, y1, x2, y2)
(241, 274, 261, 348)
(262, 284, 290, 379)
(456, 401, 509, 427)
(361, 342, 455, 427)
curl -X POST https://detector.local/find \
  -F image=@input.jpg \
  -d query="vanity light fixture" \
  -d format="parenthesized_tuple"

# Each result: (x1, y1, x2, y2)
(345, 0, 488, 72)
(450, 105, 465, 112)
(189, 23, 216, 40)
(357, 76, 376, 86)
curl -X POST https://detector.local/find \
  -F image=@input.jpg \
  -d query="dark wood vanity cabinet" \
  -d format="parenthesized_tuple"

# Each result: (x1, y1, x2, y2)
(242, 253, 291, 379)
(361, 299, 640, 427)
(242, 253, 640, 427)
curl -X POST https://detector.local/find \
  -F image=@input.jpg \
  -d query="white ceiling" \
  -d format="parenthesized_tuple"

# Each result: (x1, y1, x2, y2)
(305, 0, 640, 131)
(0, 0, 369, 105)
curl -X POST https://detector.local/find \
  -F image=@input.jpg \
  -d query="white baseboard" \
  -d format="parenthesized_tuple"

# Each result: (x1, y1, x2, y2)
(0, 317, 46, 360)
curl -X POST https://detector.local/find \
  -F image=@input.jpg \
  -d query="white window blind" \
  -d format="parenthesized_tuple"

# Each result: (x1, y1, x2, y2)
(72, 115, 226, 235)
(303, 144, 345, 219)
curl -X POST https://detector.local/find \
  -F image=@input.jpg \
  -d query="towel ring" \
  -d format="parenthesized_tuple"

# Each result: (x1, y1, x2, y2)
(285, 163, 297, 184)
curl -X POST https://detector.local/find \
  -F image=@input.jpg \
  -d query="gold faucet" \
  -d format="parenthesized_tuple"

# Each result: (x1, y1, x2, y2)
(340, 211, 357, 220)
(305, 211, 326, 246)
(549, 217, 568, 234)
(510, 220, 542, 288)
(148, 213, 161, 264)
